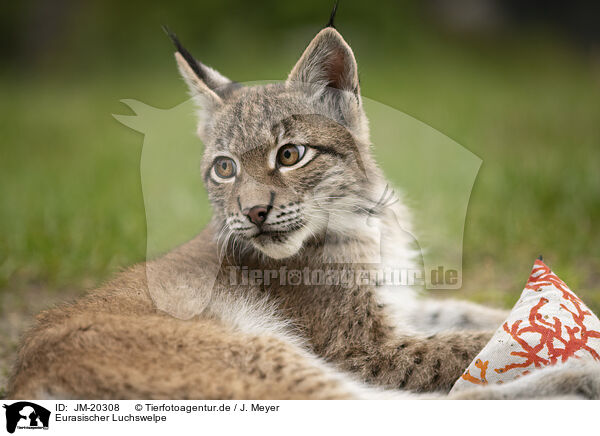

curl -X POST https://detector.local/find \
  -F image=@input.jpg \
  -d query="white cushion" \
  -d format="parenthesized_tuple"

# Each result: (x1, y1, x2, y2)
(451, 258, 600, 393)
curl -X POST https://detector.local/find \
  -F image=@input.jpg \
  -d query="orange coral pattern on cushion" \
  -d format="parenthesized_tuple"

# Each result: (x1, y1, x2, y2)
(497, 261, 600, 374)
(460, 359, 489, 385)
(451, 259, 600, 392)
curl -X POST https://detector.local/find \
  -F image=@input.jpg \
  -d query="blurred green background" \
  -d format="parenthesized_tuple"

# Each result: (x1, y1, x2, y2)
(1, 0, 600, 390)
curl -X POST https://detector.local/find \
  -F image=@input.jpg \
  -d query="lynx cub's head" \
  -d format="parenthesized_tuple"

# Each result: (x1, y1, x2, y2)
(170, 26, 387, 260)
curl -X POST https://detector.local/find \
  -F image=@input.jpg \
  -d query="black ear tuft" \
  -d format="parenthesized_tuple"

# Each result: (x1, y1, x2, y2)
(326, 1, 339, 28)
(162, 25, 207, 83)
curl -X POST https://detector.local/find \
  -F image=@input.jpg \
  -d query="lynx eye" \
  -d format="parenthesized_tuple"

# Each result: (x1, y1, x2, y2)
(277, 144, 305, 167)
(213, 157, 236, 179)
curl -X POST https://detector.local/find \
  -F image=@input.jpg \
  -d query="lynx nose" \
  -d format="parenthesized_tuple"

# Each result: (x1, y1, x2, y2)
(243, 205, 271, 226)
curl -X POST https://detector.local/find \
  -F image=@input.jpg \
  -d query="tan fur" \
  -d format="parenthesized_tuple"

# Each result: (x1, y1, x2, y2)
(8, 224, 492, 399)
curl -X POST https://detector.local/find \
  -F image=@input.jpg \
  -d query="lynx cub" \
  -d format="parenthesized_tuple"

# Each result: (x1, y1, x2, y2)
(8, 22, 600, 399)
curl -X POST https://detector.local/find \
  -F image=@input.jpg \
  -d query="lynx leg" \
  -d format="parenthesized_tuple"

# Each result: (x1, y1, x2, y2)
(408, 299, 508, 334)
(7, 312, 382, 400)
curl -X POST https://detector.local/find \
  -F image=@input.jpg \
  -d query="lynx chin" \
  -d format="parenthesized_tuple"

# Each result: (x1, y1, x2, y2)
(7, 20, 600, 400)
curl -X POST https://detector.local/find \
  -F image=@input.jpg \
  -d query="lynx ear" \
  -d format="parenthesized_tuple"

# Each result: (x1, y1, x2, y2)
(287, 27, 359, 97)
(164, 26, 233, 107)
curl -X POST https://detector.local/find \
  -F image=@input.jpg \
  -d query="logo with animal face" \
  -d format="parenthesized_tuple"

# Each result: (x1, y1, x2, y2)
(113, 24, 482, 320)
(3, 402, 50, 434)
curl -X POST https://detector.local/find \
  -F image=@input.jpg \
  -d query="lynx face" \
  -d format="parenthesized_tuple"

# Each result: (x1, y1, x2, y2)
(171, 27, 384, 259)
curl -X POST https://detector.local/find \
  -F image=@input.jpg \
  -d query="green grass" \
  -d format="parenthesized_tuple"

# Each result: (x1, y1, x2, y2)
(1, 32, 599, 314)
(0, 77, 148, 290)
